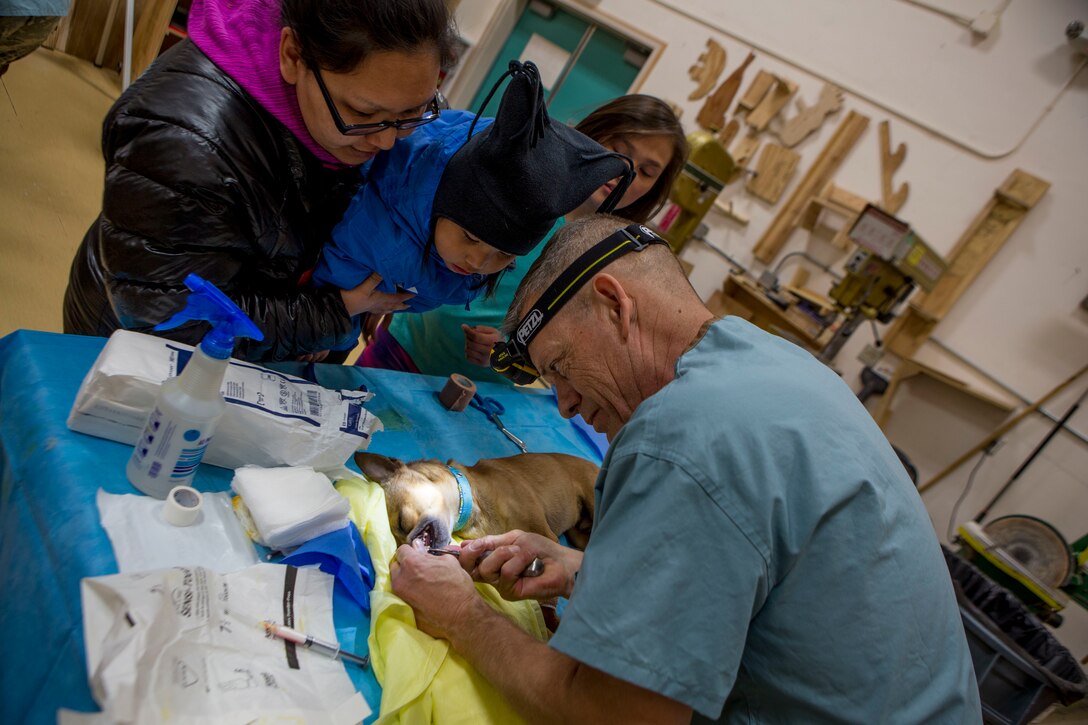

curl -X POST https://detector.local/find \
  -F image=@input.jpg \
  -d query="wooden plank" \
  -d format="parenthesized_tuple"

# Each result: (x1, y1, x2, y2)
(752, 110, 870, 264)
(697, 51, 756, 132)
(132, 0, 177, 79)
(746, 143, 800, 204)
(725, 132, 760, 184)
(61, 0, 117, 61)
(717, 118, 740, 148)
(884, 169, 1050, 357)
(59, 0, 175, 72)
(776, 83, 843, 147)
(746, 75, 797, 132)
(996, 170, 1050, 209)
(736, 69, 774, 112)
(878, 120, 909, 214)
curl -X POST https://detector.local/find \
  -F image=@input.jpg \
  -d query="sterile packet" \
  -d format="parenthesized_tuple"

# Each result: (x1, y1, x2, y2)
(96, 489, 260, 573)
(67, 330, 383, 471)
(73, 563, 369, 724)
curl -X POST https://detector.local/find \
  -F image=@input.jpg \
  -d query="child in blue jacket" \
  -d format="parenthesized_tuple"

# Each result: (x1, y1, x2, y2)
(312, 61, 633, 349)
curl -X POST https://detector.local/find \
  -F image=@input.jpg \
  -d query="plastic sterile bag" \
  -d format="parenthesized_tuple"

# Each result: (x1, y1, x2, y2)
(70, 564, 370, 724)
(96, 489, 260, 573)
(68, 330, 383, 472)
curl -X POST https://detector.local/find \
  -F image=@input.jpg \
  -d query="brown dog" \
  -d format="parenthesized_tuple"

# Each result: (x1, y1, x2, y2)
(354, 451, 598, 550)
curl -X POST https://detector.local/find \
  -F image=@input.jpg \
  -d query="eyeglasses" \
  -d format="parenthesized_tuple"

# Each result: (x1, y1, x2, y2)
(312, 65, 441, 137)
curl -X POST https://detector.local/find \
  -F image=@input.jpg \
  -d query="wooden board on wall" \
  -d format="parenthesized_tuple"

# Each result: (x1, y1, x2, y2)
(58, 0, 176, 75)
(884, 168, 1050, 358)
(746, 143, 800, 204)
(736, 69, 774, 112)
(752, 110, 870, 264)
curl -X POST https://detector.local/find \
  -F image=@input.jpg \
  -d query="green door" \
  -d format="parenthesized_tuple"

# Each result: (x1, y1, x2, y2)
(467, 1, 647, 125)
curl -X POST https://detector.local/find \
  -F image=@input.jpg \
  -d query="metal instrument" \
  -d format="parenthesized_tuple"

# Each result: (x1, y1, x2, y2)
(427, 547, 544, 577)
(469, 395, 528, 453)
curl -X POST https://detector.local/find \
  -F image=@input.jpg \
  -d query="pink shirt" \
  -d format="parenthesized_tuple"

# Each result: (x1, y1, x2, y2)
(187, 0, 347, 167)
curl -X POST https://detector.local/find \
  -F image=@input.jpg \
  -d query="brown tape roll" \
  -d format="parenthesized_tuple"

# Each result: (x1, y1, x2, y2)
(439, 373, 477, 411)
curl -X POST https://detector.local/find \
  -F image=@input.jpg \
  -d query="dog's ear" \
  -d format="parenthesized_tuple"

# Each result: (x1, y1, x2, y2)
(354, 452, 402, 484)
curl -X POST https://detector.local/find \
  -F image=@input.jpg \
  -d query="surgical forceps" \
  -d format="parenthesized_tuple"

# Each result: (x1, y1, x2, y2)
(427, 547, 544, 577)
(468, 395, 528, 453)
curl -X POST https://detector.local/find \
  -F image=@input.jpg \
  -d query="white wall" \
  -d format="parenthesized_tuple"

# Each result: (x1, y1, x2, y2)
(455, 0, 1088, 659)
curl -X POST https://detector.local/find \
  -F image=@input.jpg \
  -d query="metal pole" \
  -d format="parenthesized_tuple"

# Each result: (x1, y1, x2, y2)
(122, 0, 134, 90)
(546, 25, 594, 108)
(973, 387, 1088, 523)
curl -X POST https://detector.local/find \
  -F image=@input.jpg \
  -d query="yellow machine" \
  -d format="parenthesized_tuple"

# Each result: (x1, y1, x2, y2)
(653, 130, 735, 254)
(820, 204, 946, 361)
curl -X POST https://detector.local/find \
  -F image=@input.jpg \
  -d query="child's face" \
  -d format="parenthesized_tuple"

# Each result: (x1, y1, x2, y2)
(434, 218, 516, 276)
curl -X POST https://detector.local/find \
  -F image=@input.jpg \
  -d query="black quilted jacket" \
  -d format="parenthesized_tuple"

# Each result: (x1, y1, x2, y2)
(63, 40, 362, 362)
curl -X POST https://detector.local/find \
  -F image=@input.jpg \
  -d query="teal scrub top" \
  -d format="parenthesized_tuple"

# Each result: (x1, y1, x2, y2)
(549, 318, 981, 723)
(386, 218, 564, 385)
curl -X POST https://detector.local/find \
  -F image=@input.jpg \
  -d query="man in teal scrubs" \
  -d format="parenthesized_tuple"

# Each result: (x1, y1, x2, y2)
(388, 215, 981, 723)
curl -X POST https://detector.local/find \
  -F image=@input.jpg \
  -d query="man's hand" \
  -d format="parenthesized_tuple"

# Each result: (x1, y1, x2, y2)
(296, 350, 330, 362)
(459, 530, 582, 601)
(462, 324, 503, 366)
(340, 272, 414, 317)
(389, 545, 480, 640)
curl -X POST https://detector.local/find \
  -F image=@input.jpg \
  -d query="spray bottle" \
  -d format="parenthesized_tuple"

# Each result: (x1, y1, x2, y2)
(126, 274, 263, 498)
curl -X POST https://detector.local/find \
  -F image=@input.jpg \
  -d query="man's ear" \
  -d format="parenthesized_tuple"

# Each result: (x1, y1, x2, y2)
(354, 452, 402, 484)
(590, 273, 633, 341)
(279, 27, 304, 86)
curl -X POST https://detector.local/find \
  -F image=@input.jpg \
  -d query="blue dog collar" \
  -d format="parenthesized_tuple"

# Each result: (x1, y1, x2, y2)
(449, 466, 473, 532)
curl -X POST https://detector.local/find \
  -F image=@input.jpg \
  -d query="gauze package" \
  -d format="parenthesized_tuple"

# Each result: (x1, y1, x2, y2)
(232, 466, 351, 551)
(68, 330, 382, 471)
(96, 489, 260, 573)
(77, 564, 370, 725)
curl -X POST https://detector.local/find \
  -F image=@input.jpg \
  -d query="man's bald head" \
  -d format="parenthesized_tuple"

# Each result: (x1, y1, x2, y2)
(503, 214, 699, 335)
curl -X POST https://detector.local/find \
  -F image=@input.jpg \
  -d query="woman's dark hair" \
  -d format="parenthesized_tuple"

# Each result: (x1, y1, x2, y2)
(281, 0, 459, 74)
(574, 94, 688, 224)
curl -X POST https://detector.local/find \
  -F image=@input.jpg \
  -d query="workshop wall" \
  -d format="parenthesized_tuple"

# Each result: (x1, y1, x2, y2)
(453, 0, 1088, 658)
(619, 0, 1088, 660)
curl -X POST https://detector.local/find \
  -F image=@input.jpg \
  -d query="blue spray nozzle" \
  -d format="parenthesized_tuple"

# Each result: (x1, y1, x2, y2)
(154, 274, 264, 359)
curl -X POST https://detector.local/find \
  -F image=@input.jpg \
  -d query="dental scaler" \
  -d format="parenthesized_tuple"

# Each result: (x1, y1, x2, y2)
(126, 274, 263, 498)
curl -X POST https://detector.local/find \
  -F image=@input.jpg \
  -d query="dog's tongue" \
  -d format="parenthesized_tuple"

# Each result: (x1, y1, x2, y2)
(411, 522, 437, 549)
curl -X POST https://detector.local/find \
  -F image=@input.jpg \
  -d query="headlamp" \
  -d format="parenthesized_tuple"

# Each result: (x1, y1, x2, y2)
(489, 223, 667, 385)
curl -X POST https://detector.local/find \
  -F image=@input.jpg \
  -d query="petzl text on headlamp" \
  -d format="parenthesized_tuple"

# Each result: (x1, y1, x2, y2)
(490, 223, 668, 385)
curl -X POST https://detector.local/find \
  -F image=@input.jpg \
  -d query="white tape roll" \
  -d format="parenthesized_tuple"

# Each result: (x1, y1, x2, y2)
(163, 485, 203, 527)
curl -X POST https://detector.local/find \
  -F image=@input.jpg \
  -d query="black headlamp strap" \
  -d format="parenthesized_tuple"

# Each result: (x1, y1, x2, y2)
(511, 223, 666, 358)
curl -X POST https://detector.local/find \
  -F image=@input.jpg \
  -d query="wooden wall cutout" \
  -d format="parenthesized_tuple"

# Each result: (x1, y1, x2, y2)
(688, 39, 726, 101)
(726, 132, 761, 184)
(746, 144, 801, 204)
(878, 120, 909, 214)
(697, 51, 756, 132)
(718, 118, 740, 148)
(746, 75, 798, 132)
(737, 70, 775, 113)
(775, 84, 843, 147)
(752, 110, 870, 263)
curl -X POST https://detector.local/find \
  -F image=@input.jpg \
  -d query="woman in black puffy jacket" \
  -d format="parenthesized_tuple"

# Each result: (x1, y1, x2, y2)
(63, 0, 455, 362)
